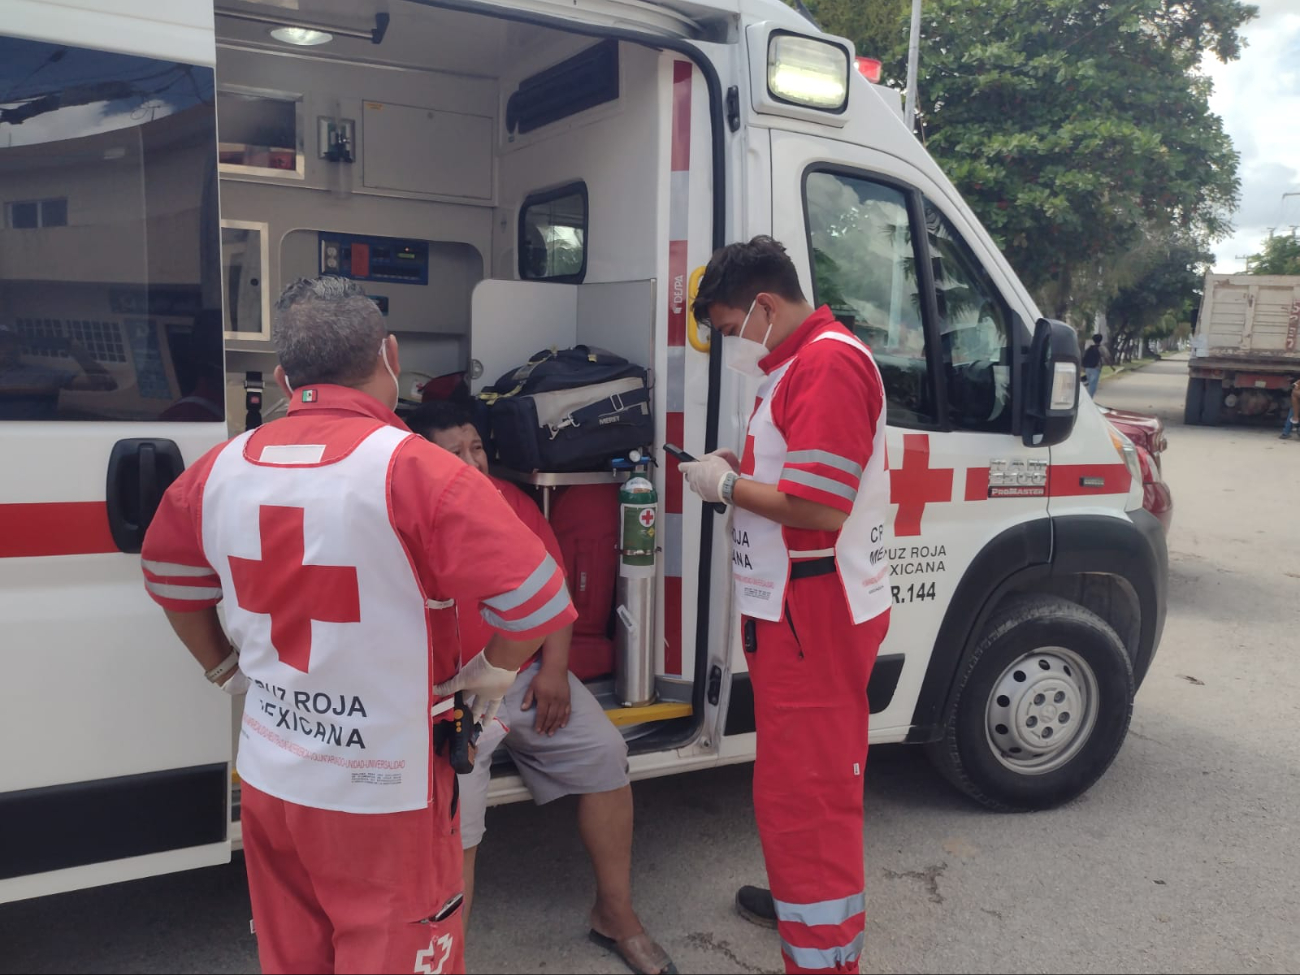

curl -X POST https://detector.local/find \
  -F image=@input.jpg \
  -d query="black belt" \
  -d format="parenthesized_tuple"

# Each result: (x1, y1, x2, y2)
(789, 556, 836, 580)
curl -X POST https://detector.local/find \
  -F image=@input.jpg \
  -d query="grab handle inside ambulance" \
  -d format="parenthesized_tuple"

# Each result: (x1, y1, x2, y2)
(686, 266, 711, 354)
(106, 438, 185, 554)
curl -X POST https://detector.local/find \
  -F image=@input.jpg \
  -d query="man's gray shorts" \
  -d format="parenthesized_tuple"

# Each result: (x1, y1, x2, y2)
(459, 661, 630, 849)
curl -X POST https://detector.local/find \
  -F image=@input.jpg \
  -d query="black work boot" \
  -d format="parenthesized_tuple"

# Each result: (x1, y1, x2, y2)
(735, 885, 778, 929)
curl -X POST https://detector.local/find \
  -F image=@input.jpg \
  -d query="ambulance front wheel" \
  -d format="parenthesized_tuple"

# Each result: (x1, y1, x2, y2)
(927, 594, 1135, 812)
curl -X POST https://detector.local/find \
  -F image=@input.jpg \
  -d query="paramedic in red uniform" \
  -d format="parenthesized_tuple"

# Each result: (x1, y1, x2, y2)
(140, 276, 576, 975)
(679, 237, 890, 975)
(406, 401, 675, 975)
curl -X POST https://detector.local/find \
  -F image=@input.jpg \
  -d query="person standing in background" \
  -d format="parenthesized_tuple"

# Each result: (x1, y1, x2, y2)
(1082, 333, 1110, 399)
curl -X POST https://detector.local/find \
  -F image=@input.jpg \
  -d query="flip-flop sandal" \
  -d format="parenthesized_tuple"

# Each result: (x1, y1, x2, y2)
(588, 929, 680, 975)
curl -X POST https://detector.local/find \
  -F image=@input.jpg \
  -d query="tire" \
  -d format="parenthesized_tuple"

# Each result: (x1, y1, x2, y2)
(1183, 378, 1205, 426)
(1201, 381, 1225, 426)
(925, 595, 1134, 813)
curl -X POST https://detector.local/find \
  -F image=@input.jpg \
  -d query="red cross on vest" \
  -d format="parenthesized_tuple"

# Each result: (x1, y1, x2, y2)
(889, 433, 953, 537)
(228, 505, 362, 673)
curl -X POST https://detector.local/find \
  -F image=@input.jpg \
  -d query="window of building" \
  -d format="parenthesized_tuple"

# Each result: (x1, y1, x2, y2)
(6, 197, 68, 228)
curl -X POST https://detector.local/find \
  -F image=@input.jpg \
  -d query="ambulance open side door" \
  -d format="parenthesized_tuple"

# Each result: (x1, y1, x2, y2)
(0, 13, 234, 903)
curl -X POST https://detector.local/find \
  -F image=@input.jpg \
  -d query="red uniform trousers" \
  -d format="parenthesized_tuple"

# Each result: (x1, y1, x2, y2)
(240, 771, 465, 975)
(748, 572, 888, 975)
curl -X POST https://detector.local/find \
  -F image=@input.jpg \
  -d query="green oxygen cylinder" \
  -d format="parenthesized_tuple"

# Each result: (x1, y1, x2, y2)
(616, 476, 657, 707)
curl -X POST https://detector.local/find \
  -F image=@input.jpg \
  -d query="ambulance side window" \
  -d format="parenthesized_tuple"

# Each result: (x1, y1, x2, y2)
(924, 199, 1014, 433)
(519, 183, 588, 284)
(0, 37, 224, 422)
(804, 170, 936, 427)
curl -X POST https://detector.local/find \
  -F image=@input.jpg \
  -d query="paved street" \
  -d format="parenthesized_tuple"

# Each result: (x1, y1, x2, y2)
(3, 355, 1298, 975)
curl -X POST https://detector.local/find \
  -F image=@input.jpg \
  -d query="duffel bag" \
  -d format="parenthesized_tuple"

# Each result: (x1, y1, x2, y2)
(482, 346, 653, 472)
(489, 376, 652, 471)
(481, 345, 645, 397)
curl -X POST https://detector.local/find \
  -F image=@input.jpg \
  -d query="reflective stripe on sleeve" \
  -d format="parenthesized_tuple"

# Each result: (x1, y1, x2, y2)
(146, 580, 223, 601)
(780, 468, 859, 503)
(784, 449, 864, 479)
(773, 892, 866, 927)
(141, 559, 218, 578)
(481, 584, 571, 634)
(481, 554, 559, 614)
(780, 932, 865, 971)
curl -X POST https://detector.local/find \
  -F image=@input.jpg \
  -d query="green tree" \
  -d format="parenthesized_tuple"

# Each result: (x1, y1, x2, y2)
(895, 0, 1254, 319)
(1245, 233, 1300, 275)
(1105, 231, 1211, 360)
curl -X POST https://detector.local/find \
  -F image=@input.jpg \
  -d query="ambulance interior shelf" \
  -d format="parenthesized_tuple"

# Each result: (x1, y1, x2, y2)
(492, 467, 635, 520)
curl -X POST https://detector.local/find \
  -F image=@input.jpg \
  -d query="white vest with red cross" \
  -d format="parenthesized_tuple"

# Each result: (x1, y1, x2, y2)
(733, 331, 892, 624)
(201, 425, 436, 814)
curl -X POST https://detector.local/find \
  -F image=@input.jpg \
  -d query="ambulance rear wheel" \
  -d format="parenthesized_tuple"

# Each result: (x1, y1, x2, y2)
(927, 595, 1134, 812)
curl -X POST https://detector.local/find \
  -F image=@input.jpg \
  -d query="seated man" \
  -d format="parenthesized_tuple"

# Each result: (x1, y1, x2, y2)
(406, 401, 676, 975)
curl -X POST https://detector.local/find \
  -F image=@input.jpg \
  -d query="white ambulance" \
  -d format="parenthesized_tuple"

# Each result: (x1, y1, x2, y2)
(0, 0, 1167, 902)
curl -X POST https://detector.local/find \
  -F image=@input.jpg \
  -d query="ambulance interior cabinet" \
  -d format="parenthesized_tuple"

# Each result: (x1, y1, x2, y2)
(361, 101, 493, 201)
(217, 87, 305, 179)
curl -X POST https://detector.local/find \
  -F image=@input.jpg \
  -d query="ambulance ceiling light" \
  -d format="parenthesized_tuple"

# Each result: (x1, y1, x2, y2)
(270, 26, 332, 46)
(215, 8, 390, 45)
(768, 33, 849, 112)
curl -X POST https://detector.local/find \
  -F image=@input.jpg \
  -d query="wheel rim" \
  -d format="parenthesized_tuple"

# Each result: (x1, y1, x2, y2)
(984, 647, 1099, 776)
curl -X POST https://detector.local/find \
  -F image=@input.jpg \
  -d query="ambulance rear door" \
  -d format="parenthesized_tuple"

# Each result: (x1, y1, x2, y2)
(768, 130, 1051, 738)
(0, 3, 233, 902)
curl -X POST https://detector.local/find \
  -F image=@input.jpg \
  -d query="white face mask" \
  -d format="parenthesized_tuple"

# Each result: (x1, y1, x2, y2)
(723, 300, 773, 379)
(379, 339, 399, 412)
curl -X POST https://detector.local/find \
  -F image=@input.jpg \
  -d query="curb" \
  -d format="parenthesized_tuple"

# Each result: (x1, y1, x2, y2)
(1099, 358, 1162, 384)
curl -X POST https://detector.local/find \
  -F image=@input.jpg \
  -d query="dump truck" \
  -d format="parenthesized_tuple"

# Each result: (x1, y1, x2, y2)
(1185, 273, 1300, 425)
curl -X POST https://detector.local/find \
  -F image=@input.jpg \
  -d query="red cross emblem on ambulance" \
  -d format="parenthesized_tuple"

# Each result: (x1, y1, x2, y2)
(888, 434, 954, 537)
(639, 508, 656, 528)
(228, 505, 361, 673)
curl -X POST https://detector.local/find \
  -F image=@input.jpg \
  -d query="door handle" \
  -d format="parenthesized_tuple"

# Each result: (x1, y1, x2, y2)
(106, 439, 184, 554)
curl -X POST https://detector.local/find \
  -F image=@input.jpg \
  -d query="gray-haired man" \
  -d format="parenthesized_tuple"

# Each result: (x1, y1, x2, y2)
(140, 276, 576, 973)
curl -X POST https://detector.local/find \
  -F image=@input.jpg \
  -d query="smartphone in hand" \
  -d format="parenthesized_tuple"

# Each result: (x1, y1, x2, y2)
(663, 444, 727, 513)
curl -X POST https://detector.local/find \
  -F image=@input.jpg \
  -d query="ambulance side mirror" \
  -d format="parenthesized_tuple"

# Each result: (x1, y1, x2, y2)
(1021, 318, 1080, 448)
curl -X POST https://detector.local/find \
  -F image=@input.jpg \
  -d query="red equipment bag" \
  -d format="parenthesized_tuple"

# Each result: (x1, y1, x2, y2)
(549, 484, 619, 680)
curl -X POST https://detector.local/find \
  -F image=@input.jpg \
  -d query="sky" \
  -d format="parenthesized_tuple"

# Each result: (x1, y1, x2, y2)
(1201, 0, 1300, 271)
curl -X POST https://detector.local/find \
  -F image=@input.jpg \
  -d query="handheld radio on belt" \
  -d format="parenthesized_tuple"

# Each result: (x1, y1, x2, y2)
(433, 691, 482, 775)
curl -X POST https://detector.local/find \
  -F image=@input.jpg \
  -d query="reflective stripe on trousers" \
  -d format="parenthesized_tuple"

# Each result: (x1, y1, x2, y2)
(781, 933, 866, 972)
(749, 573, 888, 974)
(776, 894, 867, 970)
